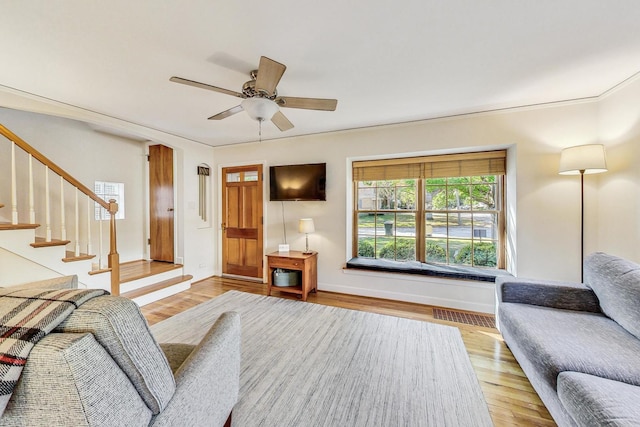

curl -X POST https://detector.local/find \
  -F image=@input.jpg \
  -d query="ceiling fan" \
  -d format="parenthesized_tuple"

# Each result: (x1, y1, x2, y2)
(170, 56, 338, 132)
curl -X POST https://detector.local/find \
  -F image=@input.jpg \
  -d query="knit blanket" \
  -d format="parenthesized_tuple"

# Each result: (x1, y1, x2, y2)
(0, 287, 108, 415)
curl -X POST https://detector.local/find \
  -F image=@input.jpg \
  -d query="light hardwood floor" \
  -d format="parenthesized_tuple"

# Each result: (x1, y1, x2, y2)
(141, 276, 556, 427)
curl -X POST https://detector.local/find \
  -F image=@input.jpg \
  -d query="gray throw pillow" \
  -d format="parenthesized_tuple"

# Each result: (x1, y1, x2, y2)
(584, 252, 640, 340)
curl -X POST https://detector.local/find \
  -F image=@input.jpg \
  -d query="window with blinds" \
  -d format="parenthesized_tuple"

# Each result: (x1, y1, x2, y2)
(353, 150, 506, 269)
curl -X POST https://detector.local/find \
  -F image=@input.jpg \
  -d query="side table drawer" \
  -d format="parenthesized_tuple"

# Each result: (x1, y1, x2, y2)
(268, 257, 304, 270)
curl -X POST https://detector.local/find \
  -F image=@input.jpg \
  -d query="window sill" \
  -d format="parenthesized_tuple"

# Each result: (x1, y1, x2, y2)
(345, 257, 512, 283)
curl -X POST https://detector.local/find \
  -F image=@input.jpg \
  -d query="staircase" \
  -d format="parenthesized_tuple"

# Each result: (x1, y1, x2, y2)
(0, 124, 191, 305)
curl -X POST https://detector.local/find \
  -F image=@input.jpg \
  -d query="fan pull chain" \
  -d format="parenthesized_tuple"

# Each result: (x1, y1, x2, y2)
(259, 119, 263, 143)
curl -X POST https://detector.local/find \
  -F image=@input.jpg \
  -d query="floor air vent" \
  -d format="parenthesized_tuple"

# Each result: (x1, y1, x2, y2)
(433, 308, 496, 328)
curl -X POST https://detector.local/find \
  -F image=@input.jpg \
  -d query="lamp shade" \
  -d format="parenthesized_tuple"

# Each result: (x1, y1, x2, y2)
(298, 218, 315, 234)
(558, 144, 608, 175)
(241, 97, 279, 122)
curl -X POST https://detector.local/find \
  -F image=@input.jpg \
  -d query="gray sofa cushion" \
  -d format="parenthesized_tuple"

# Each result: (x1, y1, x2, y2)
(498, 303, 640, 389)
(55, 296, 176, 414)
(558, 371, 640, 427)
(496, 277, 601, 312)
(584, 252, 640, 339)
(2, 333, 152, 426)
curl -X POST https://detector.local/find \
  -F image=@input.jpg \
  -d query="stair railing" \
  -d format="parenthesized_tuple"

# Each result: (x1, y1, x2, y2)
(0, 124, 120, 295)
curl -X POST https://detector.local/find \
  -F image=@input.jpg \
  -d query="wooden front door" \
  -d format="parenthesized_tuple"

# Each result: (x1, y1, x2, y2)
(222, 165, 263, 279)
(149, 144, 174, 262)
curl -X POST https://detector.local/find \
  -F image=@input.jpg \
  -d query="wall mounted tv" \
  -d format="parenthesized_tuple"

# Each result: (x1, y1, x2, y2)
(269, 163, 326, 201)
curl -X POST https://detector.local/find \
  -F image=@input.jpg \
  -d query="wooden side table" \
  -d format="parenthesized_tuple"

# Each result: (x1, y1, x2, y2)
(266, 251, 318, 301)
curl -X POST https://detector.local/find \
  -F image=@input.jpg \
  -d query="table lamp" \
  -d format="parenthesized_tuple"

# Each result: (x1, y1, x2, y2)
(298, 218, 315, 254)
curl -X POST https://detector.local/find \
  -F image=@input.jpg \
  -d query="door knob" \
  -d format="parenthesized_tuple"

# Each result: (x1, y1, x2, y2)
(167, 208, 174, 212)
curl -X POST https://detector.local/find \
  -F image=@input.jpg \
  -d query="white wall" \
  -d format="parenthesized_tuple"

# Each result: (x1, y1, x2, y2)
(597, 77, 640, 261)
(212, 99, 602, 312)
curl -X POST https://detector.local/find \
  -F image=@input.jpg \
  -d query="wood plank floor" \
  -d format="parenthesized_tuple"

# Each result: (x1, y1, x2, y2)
(141, 276, 556, 427)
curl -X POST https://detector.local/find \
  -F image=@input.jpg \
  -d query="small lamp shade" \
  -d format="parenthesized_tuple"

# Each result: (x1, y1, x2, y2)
(241, 97, 279, 122)
(298, 218, 315, 234)
(559, 144, 608, 175)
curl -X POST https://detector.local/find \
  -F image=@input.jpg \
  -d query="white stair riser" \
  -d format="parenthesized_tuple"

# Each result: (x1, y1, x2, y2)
(119, 268, 184, 294)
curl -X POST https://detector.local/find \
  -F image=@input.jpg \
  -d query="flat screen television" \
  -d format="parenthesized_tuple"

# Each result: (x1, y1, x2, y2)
(269, 163, 326, 201)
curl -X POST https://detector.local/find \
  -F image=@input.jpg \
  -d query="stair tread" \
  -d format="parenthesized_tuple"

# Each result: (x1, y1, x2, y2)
(31, 237, 71, 248)
(62, 251, 96, 262)
(121, 274, 193, 300)
(88, 267, 112, 276)
(120, 260, 184, 283)
(0, 222, 40, 230)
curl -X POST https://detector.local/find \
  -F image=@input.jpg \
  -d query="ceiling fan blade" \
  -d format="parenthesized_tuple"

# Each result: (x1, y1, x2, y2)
(208, 105, 244, 120)
(170, 76, 245, 99)
(271, 111, 294, 131)
(255, 56, 286, 97)
(276, 96, 337, 111)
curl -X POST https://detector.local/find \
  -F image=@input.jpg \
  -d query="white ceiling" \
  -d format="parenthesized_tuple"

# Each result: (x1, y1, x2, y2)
(1, 1, 639, 147)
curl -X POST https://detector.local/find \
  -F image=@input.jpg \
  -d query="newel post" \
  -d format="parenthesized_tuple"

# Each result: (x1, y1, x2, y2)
(107, 199, 120, 296)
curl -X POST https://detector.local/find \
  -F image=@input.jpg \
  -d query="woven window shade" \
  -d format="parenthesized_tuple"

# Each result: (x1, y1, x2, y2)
(353, 150, 506, 181)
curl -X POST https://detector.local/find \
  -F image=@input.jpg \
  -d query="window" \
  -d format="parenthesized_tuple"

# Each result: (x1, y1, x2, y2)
(353, 151, 505, 269)
(94, 181, 125, 220)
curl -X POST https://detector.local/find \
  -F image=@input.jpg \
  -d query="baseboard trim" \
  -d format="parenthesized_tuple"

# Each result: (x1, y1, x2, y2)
(319, 282, 495, 314)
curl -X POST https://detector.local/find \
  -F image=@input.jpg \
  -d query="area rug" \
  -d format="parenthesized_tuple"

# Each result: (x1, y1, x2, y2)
(150, 291, 493, 427)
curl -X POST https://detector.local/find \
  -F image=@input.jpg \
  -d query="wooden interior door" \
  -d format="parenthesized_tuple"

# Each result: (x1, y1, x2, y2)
(222, 165, 263, 279)
(149, 144, 174, 262)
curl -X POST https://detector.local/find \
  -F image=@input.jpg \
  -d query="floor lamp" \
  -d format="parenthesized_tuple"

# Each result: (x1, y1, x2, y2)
(558, 144, 608, 282)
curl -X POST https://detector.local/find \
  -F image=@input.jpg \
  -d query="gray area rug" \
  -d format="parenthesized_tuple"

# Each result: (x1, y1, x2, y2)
(151, 290, 493, 427)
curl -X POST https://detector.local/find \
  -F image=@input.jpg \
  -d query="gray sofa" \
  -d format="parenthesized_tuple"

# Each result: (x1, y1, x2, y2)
(0, 275, 241, 427)
(496, 252, 640, 427)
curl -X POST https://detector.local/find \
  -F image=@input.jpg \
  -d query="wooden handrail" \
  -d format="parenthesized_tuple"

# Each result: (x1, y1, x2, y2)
(0, 123, 120, 295)
(0, 124, 110, 211)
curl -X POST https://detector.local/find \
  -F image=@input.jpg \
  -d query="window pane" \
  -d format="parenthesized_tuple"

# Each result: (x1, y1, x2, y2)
(426, 212, 447, 238)
(226, 172, 240, 182)
(472, 242, 497, 267)
(449, 239, 472, 266)
(395, 180, 416, 210)
(473, 213, 497, 239)
(243, 171, 258, 181)
(376, 237, 394, 259)
(425, 184, 445, 210)
(357, 186, 376, 210)
(357, 237, 375, 258)
(448, 213, 472, 239)
(395, 213, 416, 238)
(471, 183, 496, 210)
(357, 213, 376, 240)
(375, 213, 395, 237)
(425, 238, 447, 263)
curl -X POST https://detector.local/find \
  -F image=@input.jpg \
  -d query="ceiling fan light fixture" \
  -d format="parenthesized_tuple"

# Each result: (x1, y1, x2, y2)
(241, 97, 279, 122)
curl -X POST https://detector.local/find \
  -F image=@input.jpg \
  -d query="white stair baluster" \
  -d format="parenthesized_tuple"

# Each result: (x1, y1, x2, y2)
(74, 189, 80, 257)
(28, 154, 35, 224)
(11, 141, 18, 224)
(99, 209, 104, 269)
(87, 196, 92, 256)
(60, 176, 66, 241)
(45, 167, 51, 242)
